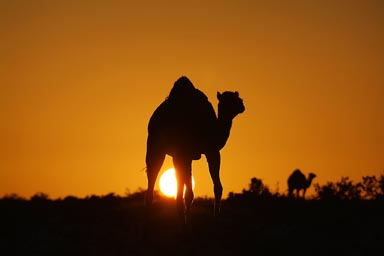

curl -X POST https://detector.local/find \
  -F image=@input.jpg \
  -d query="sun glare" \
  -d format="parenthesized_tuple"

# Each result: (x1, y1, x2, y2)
(159, 168, 195, 198)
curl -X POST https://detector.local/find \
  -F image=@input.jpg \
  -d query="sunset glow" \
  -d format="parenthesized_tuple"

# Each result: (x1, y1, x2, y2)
(1, 1, 383, 199)
(159, 168, 195, 198)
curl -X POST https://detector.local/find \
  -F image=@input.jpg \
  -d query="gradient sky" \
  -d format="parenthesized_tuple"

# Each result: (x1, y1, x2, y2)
(1, 0, 383, 199)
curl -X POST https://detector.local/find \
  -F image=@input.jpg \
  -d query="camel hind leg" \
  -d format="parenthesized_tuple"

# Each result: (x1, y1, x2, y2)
(296, 189, 301, 199)
(173, 157, 194, 226)
(288, 188, 293, 198)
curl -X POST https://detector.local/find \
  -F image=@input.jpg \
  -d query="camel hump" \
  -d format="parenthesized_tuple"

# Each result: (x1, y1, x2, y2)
(149, 76, 215, 132)
(168, 76, 208, 103)
(288, 169, 306, 185)
(292, 169, 303, 177)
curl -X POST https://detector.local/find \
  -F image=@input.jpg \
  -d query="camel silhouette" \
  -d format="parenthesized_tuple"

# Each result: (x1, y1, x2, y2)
(145, 76, 245, 225)
(287, 169, 316, 199)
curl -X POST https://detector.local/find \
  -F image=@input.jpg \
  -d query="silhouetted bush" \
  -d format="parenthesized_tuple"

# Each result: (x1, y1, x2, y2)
(125, 187, 147, 202)
(314, 175, 384, 200)
(30, 192, 50, 202)
(315, 176, 362, 200)
(63, 195, 79, 202)
(360, 175, 384, 200)
(228, 177, 274, 201)
(1, 193, 26, 201)
(361, 176, 379, 199)
(379, 175, 384, 199)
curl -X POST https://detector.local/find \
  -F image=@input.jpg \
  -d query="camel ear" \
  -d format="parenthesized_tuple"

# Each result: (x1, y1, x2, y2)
(235, 91, 239, 97)
(217, 92, 222, 100)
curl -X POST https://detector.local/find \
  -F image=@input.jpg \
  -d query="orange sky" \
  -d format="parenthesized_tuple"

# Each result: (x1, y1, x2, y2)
(1, 0, 383, 199)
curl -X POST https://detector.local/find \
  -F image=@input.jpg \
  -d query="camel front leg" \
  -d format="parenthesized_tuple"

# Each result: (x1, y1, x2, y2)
(183, 171, 194, 226)
(206, 151, 222, 218)
(302, 189, 307, 199)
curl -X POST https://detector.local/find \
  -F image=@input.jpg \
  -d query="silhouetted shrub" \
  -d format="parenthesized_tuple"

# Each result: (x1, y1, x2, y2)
(315, 175, 384, 200)
(30, 192, 50, 202)
(1, 193, 26, 201)
(101, 192, 120, 200)
(63, 195, 79, 202)
(314, 182, 338, 200)
(360, 175, 384, 200)
(378, 175, 384, 199)
(336, 177, 362, 200)
(242, 177, 273, 199)
(125, 187, 147, 203)
(361, 176, 379, 199)
(314, 177, 362, 200)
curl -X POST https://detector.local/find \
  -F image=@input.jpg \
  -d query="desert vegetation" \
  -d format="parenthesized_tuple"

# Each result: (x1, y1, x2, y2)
(226, 174, 384, 201)
(1, 175, 383, 255)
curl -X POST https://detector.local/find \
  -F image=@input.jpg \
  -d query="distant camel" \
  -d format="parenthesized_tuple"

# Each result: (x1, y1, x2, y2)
(287, 169, 316, 199)
(145, 76, 245, 225)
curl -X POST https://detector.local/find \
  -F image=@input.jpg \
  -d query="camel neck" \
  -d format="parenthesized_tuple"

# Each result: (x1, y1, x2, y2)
(306, 177, 314, 188)
(216, 115, 233, 150)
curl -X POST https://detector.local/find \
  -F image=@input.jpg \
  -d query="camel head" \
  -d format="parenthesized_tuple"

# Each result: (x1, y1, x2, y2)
(217, 91, 245, 119)
(307, 173, 317, 185)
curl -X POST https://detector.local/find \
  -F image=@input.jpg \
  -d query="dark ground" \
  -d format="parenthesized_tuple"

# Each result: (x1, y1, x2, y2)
(1, 195, 383, 256)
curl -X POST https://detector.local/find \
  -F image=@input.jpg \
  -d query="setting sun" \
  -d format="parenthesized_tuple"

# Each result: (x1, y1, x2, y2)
(159, 168, 195, 198)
